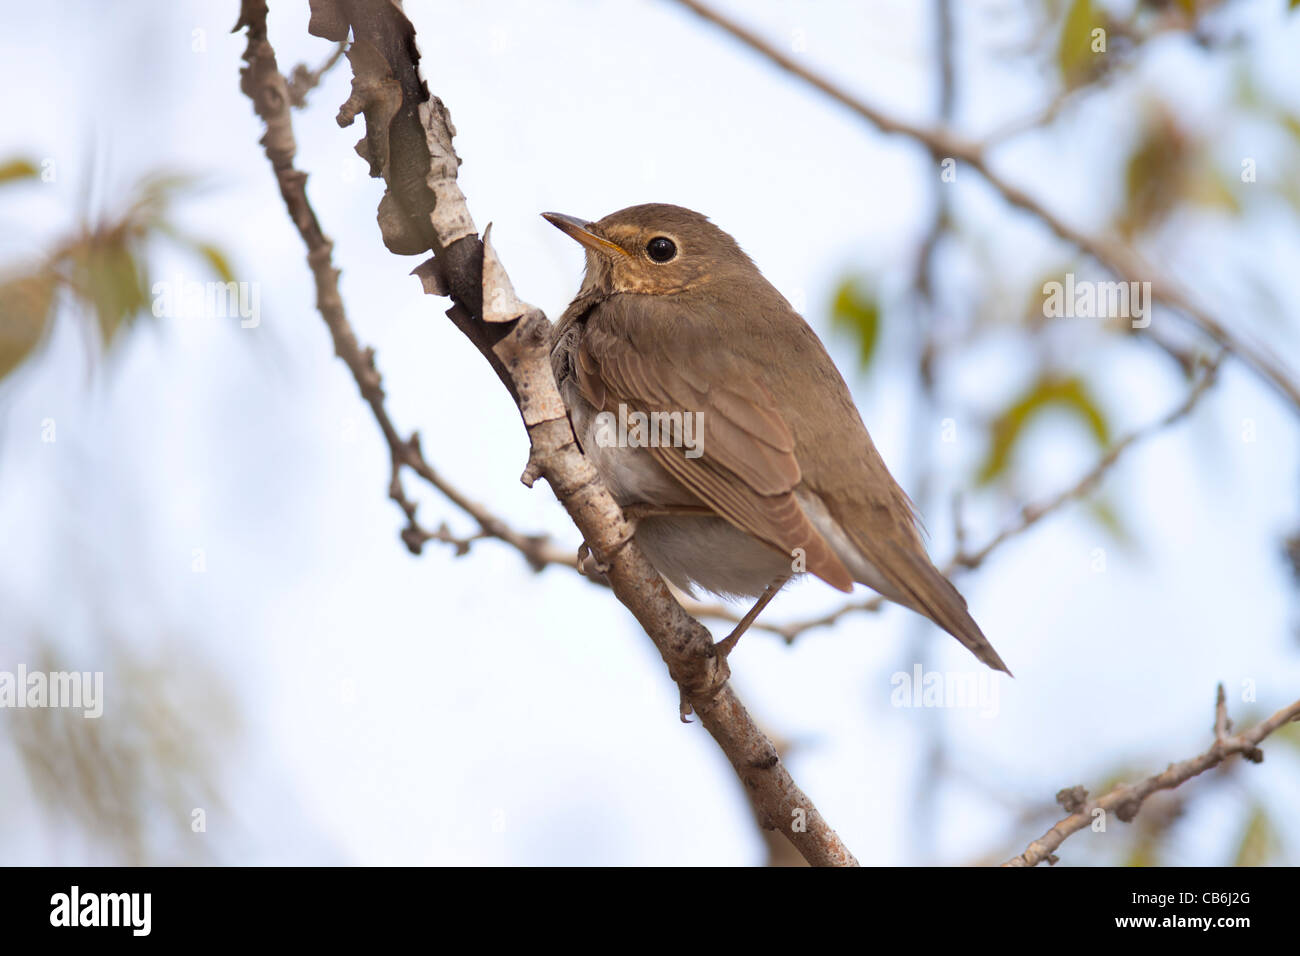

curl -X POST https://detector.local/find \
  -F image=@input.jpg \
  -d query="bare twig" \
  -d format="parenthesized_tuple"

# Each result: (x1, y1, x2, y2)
(666, 0, 1300, 415)
(287, 39, 348, 107)
(1002, 687, 1300, 867)
(951, 351, 1222, 569)
(237, 0, 856, 866)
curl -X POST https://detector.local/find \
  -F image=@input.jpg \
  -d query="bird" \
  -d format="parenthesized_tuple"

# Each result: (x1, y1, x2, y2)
(544, 203, 1009, 674)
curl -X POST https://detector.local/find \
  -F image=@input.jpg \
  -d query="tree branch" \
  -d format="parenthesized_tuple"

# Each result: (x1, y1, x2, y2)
(234, 2, 566, 572)
(236, 0, 856, 866)
(666, 0, 1300, 416)
(1002, 686, 1300, 867)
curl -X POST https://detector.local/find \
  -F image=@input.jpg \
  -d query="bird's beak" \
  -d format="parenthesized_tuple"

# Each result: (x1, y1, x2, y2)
(542, 212, 628, 257)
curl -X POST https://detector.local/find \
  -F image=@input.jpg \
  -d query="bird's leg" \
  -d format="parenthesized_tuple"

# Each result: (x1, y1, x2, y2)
(576, 503, 713, 578)
(713, 573, 791, 658)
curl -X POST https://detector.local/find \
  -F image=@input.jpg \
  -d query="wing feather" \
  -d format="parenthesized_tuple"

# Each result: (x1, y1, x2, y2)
(577, 304, 853, 592)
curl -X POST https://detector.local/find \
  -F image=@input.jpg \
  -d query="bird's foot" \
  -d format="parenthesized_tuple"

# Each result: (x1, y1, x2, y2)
(575, 540, 610, 579)
(678, 652, 732, 723)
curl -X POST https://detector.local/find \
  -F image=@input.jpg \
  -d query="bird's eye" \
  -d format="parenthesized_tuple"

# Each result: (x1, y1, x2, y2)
(646, 236, 677, 263)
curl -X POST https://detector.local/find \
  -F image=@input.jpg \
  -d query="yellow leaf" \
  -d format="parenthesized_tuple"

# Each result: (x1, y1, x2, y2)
(195, 243, 236, 285)
(1058, 0, 1101, 87)
(0, 272, 58, 380)
(830, 278, 881, 372)
(1186, 165, 1242, 214)
(977, 375, 1110, 484)
(1232, 804, 1276, 867)
(0, 157, 39, 185)
(63, 231, 150, 346)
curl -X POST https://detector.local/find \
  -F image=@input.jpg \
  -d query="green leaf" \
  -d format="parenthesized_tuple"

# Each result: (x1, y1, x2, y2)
(0, 157, 39, 185)
(0, 272, 58, 380)
(977, 375, 1111, 485)
(830, 278, 881, 372)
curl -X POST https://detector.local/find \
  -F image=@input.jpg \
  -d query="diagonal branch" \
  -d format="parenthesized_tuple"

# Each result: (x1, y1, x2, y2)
(236, 0, 856, 866)
(234, 2, 566, 572)
(666, 0, 1300, 416)
(1002, 687, 1300, 867)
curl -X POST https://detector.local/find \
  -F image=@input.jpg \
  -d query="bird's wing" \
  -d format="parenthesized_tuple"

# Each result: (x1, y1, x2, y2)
(576, 298, 854, 592)
(734, 292, 1012, 675)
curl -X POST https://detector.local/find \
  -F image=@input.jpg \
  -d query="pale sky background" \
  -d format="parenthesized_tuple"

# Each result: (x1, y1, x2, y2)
(1, 0, 1299, 865)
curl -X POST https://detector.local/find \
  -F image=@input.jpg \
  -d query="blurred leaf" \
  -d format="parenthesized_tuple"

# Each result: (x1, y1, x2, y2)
(1271, 715, 1300, 750)
(1119, 112, 1236, 232)
(830, 278, 881, 371)
(1280, 112, 1300, 148)
(1024, 263, 1079, 323)
(1232, 803, 1276, 866)
(194, 243, 236, 285)
(0, 165, 218, 380)
(1186, 165, 1242, 213)
(1086, 496, 1133, 546)
(978, 375, 1110, 484)
(0, 271, 58, 380)
(0, 157, 39, 185)
(63, 228, 150, 346)
(164, 232, 237, 285)
(1121, 113, 1188, 235)
(121, 171, 205, 239)
(1123, 837, 1158, 867)
(1058, 0, 1100, 87)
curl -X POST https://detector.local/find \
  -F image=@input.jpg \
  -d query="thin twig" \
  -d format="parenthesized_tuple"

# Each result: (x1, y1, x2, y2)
(287, 40, 348, 107)
(952, 351, 1222, 569)
(666, 0, 1300, 415)
(1002, 686, 1300, 866)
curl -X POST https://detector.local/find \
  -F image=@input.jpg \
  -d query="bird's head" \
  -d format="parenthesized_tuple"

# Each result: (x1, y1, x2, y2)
(542, 203, 755, 296)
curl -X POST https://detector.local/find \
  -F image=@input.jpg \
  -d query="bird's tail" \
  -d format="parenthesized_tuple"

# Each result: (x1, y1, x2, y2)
(882, 542, 1012, 675)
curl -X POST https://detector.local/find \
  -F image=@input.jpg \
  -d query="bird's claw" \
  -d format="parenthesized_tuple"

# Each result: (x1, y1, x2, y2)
(576, 541, 611, 577)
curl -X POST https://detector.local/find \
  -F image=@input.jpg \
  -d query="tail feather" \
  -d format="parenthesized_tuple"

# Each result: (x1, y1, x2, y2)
(884, 543, 1012, 675)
